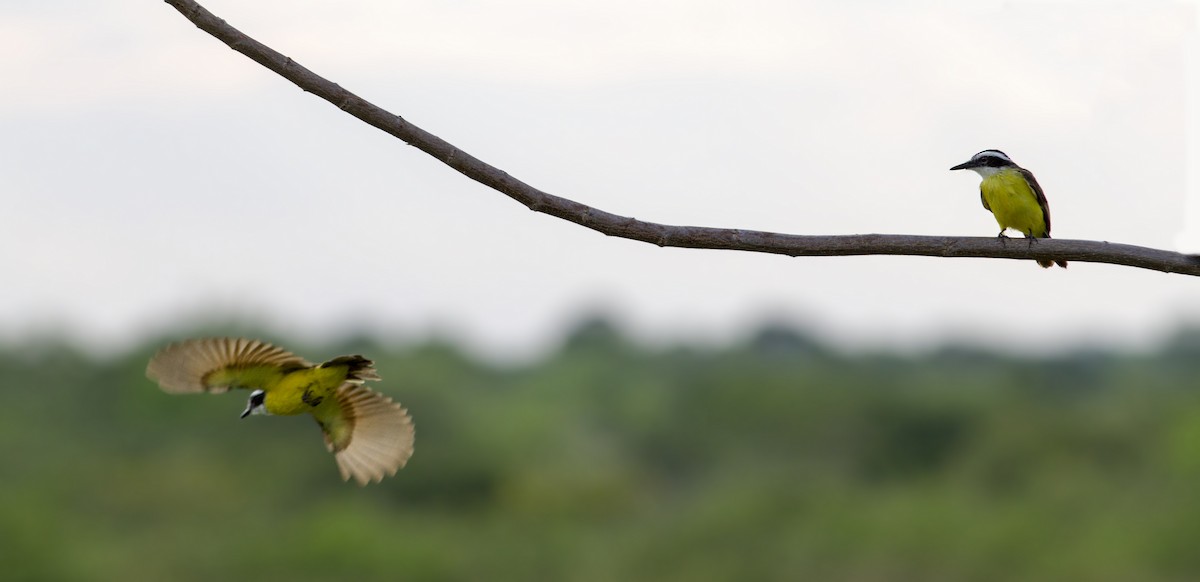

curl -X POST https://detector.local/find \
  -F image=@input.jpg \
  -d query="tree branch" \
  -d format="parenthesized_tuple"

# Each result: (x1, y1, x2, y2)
(163, 0, 1200, 276)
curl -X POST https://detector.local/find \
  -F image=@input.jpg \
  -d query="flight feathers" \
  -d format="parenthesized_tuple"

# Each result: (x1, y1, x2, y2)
(146, 337, 309, 394)
(323, 383, 415, 486)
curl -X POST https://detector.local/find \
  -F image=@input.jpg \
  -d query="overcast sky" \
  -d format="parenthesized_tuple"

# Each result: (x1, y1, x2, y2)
(1, 0, 1197, 359)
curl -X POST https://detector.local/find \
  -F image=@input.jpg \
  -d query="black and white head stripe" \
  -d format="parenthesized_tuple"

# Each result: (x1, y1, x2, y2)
(241, 389, 268, 418)
(969, 149, 1015, 167)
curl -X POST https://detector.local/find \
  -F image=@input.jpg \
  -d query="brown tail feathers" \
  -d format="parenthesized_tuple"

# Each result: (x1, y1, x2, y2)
(321, 355, 381, 382)
(1035, 234, 1067, 269)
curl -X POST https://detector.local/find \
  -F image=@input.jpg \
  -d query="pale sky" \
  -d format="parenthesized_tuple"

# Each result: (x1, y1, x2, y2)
(1, 0, 1197, 359)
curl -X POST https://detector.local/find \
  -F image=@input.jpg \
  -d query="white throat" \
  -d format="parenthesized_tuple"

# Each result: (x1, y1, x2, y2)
(970, 166, 1004, 178)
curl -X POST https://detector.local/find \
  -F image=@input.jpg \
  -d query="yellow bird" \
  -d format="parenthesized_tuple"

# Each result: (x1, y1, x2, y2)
(950, 149, 1067, 268)
(146, 337, 414, 485)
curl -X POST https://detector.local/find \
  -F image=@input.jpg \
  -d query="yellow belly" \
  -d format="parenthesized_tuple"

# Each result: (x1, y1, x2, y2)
(264, 367, 346, 416)
(981, 170, 1047, 237)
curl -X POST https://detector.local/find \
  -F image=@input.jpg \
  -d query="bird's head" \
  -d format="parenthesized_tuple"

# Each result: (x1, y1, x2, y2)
(950, 149, 1016, 178)
(240, 389, 268, 419)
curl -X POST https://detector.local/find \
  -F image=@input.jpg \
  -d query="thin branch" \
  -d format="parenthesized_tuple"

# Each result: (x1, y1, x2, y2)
(163, 0, 1200, 276)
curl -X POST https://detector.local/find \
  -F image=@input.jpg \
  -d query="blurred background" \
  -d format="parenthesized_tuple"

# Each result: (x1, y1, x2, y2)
(3, 0, 1200, 579)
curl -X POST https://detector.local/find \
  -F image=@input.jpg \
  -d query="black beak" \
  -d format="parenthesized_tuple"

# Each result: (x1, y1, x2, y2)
(240, 407, 252, 419)
(949, 160, 975, 171)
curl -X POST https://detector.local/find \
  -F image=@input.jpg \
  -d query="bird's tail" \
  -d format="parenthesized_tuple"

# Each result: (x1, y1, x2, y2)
(1035, 234, 1067, 269)
(322, 355, 382, 383)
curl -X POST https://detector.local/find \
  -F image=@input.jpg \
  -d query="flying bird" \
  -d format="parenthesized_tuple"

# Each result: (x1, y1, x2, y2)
(146, 337, 414, 485)
(950, 149, 1067, 268)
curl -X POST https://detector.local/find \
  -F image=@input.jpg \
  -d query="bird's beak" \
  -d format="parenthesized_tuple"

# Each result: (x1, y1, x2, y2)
(949, 160, 974, 171)
(240, 406, 252, 419)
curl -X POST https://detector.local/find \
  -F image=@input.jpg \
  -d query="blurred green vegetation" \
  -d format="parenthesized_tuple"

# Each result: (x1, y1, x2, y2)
(5, 320, 1200, 581)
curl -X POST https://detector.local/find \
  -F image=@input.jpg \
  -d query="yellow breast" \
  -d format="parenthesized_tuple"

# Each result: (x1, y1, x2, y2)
(981, 169, 1047, 238)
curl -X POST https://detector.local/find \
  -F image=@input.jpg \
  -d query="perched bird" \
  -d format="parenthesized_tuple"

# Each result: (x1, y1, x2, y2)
(950, 149, 1067, 268)
(146, 337, 414, 485)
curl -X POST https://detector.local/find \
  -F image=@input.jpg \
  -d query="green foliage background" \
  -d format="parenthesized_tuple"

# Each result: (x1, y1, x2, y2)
(5, 320, 1200, 581)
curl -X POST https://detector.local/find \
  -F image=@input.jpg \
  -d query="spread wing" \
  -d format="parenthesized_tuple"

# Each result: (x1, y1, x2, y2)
(1018, 167, 1052, 235)
(316, 383, 415, 485)
(146, 337, 311, 394)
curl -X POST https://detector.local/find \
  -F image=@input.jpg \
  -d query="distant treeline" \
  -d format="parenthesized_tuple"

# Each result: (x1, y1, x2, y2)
(4, 319, 1200, 581)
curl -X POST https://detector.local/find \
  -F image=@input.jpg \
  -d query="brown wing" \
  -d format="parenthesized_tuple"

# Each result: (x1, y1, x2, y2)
(317, 383, 415, 486)
(146, 337, 311, 394)
(1017, 167, 1052, 236)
